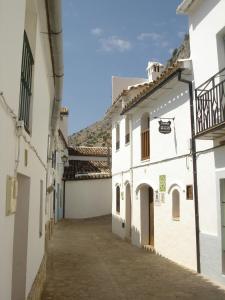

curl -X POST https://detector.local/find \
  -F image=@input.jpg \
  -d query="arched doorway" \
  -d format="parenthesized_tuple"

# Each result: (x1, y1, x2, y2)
(139, 184, 154, 246)
(125, 183, 131, 239)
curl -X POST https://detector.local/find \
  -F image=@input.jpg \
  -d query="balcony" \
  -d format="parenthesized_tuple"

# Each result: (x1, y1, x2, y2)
(141, 129, 150, 160)
(195, 68, 225, 139)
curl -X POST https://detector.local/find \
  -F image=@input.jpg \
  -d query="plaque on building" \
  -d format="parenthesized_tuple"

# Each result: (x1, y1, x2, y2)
(158, 120, 171, 134)
(159, 175, 166, 192)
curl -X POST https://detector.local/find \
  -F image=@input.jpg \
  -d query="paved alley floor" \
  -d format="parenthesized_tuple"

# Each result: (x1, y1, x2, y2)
(42, 215, 225, 300)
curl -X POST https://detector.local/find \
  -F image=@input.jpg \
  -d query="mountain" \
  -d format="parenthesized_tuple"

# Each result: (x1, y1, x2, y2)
(69, 34, 190, 148)
(68, 114, 111, 147)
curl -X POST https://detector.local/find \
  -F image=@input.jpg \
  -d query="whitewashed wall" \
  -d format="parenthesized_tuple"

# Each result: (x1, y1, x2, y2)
(185, 0, 225, 284)
(65, 179, 112, 219)
(188, 0, 225, 87)
(0, 1, 54, 299)
(112, 78, 197, 270)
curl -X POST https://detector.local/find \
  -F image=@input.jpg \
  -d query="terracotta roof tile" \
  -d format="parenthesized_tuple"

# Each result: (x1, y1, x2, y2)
(121, 62, 183, 114)
(68, 146, 111, 157)
(63, 159, 111, 181)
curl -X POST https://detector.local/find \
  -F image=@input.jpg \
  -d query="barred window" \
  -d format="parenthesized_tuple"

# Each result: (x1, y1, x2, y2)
(19, 31, 34, 132)
(116, 123, 120, 150)
(125, 116, 130, 144)
(116, 185, 120, 213)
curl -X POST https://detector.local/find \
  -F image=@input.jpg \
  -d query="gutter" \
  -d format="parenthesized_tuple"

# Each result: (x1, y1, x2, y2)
(178, 70, 201, 273)
(45, 0, 64, 133)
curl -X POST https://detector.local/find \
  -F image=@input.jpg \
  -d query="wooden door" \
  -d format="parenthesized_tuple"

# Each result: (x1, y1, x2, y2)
(149, 187, 154, 246)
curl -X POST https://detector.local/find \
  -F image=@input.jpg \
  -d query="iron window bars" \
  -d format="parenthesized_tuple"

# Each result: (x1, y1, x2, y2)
(19, 31, 34, 133)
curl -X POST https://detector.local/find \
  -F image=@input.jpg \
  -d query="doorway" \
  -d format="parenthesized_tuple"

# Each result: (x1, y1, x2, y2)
(11, 174, 30, 300)
(125, 183, 131, 239)
(140, 185, 154, 246)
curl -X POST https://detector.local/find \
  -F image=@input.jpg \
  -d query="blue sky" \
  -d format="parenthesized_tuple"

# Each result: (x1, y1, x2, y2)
(62, 0, 188, 134)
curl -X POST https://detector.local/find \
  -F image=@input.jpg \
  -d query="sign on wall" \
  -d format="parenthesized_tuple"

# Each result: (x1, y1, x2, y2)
(159, 175, 166, 192)
(158, 120, 171, 134)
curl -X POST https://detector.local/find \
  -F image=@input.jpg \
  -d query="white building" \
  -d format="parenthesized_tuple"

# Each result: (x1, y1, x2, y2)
(53, 107, 69, 222)
(0, 0, 63, 299)
(110, 61, 198, 270)
(64, 146, 112, 219)
(177, 0, 225, 286)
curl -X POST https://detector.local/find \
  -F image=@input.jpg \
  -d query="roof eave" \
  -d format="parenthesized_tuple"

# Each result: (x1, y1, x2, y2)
(176, 0, 197, 14)
(121, 68, 184, 115)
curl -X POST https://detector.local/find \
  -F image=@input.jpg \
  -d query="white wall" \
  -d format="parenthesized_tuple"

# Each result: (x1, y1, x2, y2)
(186, 0, 225, 284)
(112, 77, 197, 270)
(0, 0, 54, 298)
(188, 0, 225, 87)
(112, 76, 147, 103)
(65, 179, 112, 219)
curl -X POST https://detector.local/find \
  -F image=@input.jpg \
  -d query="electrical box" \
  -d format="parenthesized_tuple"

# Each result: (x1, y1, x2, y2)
(6, 176, 18, 216)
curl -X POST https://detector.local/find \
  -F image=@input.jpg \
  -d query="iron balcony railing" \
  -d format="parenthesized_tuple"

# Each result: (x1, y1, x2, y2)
(195, 67, 225, 135)
(19, 31, 34, 133)
(141, 129, 150, 160)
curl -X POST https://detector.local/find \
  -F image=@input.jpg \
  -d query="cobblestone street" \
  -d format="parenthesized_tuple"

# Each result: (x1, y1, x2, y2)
(42, 215, 225, 300)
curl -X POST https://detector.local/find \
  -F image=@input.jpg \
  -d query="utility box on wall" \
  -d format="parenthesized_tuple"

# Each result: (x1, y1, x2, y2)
(6, 176, 18, 216)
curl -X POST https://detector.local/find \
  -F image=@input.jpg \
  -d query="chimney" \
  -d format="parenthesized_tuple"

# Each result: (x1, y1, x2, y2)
(59, 107, 69, 143)
(146, 61, 164, 82)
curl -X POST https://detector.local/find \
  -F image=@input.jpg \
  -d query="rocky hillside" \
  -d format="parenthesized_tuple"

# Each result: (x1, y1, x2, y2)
(68, 114, 111, 147)
(166, 33, 190, 66)
(69, 34, 190, 148)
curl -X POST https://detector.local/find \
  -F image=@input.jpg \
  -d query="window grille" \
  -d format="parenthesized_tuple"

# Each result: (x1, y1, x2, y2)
(116, 186, 120, 213)
(19, 31, 34, 132)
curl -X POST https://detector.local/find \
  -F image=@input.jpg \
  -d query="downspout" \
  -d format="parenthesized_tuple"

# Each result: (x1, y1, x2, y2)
(178, 71, 201, 273)
(45, 0, 64, 133)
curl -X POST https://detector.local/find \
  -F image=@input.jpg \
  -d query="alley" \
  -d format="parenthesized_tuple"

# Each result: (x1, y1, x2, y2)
(42, 215, 225, 300)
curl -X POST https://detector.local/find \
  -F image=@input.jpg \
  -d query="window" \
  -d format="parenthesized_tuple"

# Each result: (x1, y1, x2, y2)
(172, 189, 180, 220)
(141, 113, 150, 160)
(116, 123, 120, 150)
(39, 180, 43, 237)
(186, 185, 193, 200)
(19, 31, 34, 132)
(125, 116, 130, 144)
(116, 185, 120, 213)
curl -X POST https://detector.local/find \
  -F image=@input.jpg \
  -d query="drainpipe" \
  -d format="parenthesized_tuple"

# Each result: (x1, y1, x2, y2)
(45, 0, 64, 133)
(178, 71, 201, 273)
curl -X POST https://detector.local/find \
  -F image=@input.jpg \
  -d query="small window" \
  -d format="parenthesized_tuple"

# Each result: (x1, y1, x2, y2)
(125, 116, 130, 144)
(116, 186, 120, 213)
(39, 180, 44, 237)
(19, 31, 34, 133)
(172, 189, 180, 220)
(116, 123, 120, 150)
(186, 185, 193, 200)
(141, 113, 150, 160)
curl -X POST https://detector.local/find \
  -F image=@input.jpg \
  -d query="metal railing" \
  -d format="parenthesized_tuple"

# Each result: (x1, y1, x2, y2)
(141, 129, 150, 160)
(195, 67, 225, 135)
(19, 31, 34, 133)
